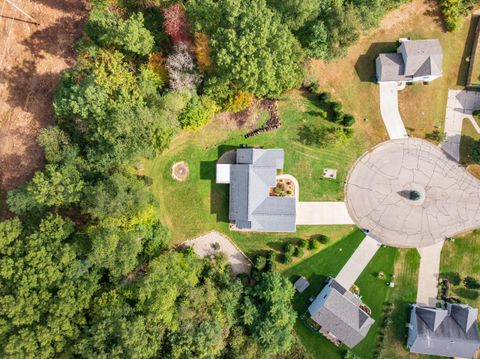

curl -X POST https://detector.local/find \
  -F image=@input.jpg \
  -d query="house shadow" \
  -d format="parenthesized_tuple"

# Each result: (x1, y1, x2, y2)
(199, 145, 238, 223)
(354, 42, 398, 82)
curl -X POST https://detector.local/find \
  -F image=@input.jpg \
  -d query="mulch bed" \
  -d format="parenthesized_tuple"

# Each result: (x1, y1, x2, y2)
(245, 99, 281, 138)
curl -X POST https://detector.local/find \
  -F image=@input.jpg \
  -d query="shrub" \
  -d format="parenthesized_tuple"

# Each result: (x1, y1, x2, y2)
(308, 82, 320, 93)
(293, 247, 304, 257)
(464, 276, 480, 289)
(442, 272, 462, 286)
(473, 109, 480, 118)
(282, 252, 293, 264)
(225, 91, 255, 113)
(179, 95, 218, 130)
(425, 130, 446, 142)
(298, 124, 349, 148)
(266, 259, 276, 272)
(298, 239, 308, 248)
(342, 114, 355, 127)
(284, 243, 295, 256)
(267, 250, 276, 263)
(254, 255, 267, 271)
(318, 92, 331, 103)
(472, 140, 480, 163)
(344, 127, 354, 138)
(308, 239, 320, 250)
(331, 101, 342, 113)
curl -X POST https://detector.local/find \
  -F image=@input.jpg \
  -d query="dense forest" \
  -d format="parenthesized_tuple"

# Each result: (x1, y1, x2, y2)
(0, 0, 433, 357)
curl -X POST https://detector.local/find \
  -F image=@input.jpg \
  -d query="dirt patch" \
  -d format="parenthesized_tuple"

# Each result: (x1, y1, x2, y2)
(0, 0, 88, 190)
(171, 161, 189, 181)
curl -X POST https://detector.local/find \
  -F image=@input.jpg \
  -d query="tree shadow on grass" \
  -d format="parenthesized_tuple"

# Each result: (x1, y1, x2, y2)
(458, 15, 479, 87)
(355, 42, 398, 82)
(460, 135, 480, 164)
(199, 145, 238, 223)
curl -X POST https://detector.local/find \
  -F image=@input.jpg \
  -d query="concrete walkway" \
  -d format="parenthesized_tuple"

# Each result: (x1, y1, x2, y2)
(296, 201, 354, 225)
(416, 241, 444, 307)
(379, 82, 408, 139)
(335, 236, 381, 289)
(441, 89, 480, 161)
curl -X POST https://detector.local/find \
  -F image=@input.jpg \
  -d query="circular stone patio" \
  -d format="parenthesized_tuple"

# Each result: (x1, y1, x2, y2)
(345, 138, 480, 248)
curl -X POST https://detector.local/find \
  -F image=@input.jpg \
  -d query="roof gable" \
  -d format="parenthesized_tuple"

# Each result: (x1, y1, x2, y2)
(416, 306, 448, 332)
(450, 304, 478, 332)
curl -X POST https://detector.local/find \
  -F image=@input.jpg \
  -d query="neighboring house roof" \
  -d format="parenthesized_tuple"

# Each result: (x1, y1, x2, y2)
(407, 304, 480, 358)
(376, 39, 443, 82)
(227, 148, 296, 232)
(294, 276, 310, 293)
(308, 278, 375, 348)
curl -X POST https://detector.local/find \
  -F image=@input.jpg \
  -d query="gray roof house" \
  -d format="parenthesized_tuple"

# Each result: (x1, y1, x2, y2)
(216, 148, 296, 232)
(308, 277, 375, 348)
(407, 304, 480, 358)
(376, 39, 443, 83)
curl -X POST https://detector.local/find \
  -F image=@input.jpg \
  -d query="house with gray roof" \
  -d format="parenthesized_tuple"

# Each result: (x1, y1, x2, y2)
(376, 39, 443, 83)
(216, 148, 296, 232)
(308, 277, 375, 348)
(407, 303, 480, 358)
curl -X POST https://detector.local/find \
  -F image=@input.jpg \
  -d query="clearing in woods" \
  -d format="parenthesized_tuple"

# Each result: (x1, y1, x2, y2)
(0, 0, 88, 197)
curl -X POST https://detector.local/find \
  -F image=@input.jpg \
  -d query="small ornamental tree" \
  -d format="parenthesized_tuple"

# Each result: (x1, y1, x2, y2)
(194, 32, 212, 72)
(166, 43, 200, 90)
(163, 4, 193, 45)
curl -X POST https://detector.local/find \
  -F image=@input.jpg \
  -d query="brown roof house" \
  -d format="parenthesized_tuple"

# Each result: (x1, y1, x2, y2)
(308, 278, 375, 348)
(376, 39, 443, 83)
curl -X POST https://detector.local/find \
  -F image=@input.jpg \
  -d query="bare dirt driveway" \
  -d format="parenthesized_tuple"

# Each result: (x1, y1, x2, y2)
(0, 0, 88, 194)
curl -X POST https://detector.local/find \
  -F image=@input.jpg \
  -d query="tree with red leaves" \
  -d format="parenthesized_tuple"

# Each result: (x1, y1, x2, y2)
(163, 4, 193, 46)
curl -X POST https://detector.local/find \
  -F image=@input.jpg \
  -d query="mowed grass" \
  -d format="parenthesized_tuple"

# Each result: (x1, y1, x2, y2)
(146, 94, 367, 249)
(380, 249, 424, 359)
(283, 230, 399, 359)
(441, 232, 480, 308)
(307, 0, 476, 143)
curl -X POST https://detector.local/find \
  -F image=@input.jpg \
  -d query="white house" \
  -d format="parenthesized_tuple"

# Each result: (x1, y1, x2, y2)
(376, 39, 443, 84)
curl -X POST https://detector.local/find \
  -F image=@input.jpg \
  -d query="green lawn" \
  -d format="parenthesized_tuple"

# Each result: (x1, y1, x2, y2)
(146, 94, 367, 248)
(380, 249, 422, 359)
(283, 230, 399, 359)
(441, 232, 480, 308)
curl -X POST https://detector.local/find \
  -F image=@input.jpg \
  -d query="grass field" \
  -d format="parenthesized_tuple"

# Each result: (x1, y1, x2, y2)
(146, 94, 367, 249)
(283, 230, 399, 359)
(441, 232, 480, 308)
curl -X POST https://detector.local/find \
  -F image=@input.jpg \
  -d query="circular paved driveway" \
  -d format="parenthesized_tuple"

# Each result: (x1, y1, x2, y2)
(345, 138, 480, 248)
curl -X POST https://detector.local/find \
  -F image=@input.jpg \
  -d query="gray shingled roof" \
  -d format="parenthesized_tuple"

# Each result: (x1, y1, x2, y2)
(308, 278, 375, 348)
(294, 276, 310, 293)
(376, 39, 442, 82)
(228, 149, 296, 232)
(407, 304, 480, 358)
